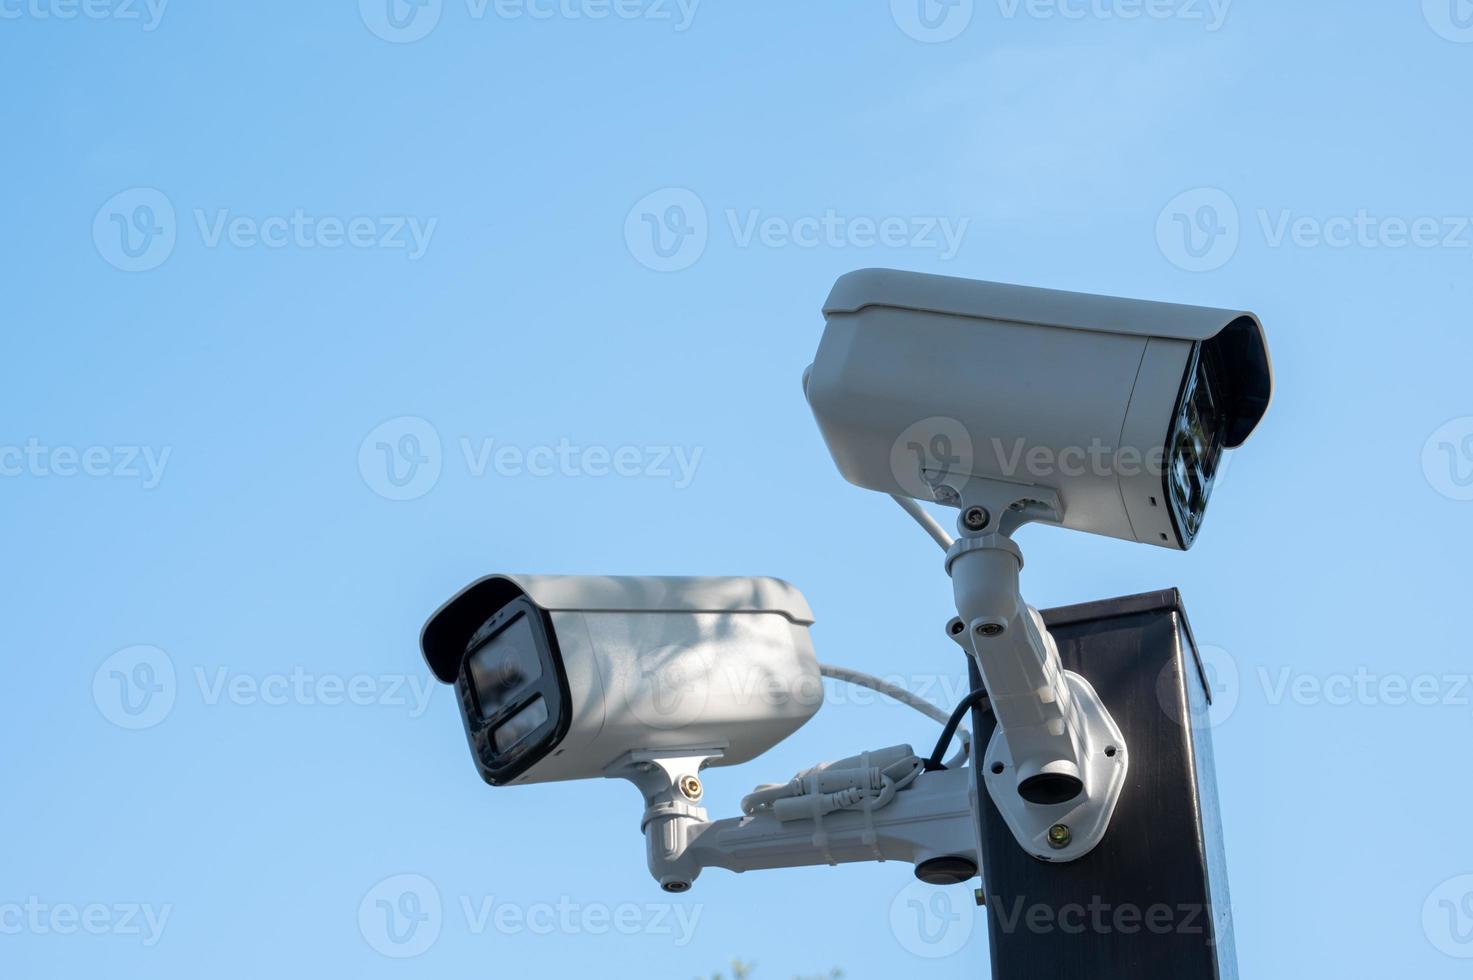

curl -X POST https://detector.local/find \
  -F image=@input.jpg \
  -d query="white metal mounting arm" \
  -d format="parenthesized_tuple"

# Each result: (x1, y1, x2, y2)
(942, 478, 1129, 862)
(608, 752, 981, 892)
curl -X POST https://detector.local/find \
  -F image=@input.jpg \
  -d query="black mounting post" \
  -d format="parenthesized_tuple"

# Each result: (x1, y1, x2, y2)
(969, 589, 1237, 979)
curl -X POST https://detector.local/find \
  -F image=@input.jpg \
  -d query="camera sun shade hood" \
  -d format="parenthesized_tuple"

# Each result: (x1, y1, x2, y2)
(823, 269, 1273, 447)
(421, 574, 817, 683)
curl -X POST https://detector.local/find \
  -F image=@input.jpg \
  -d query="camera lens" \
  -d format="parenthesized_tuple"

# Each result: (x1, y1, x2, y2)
(467, 612, 544, 720)
(492, 696, 549, 753)
(1168, 349, 1227, 545)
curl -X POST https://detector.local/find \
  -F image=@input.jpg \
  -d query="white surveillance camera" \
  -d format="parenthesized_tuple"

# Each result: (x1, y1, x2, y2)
(805, 269, 1272, 861)
(420, 574, 823, 787)
(422, 574, 985, 892)
(804, 268, 1273, 550)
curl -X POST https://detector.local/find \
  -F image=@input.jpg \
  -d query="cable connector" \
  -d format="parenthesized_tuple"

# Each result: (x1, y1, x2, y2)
(740, 745, 924, 822)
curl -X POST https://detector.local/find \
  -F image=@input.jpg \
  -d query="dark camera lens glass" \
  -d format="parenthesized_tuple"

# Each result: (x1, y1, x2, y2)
(1169, 350, 1227, 542)
(492, 696, 549, 753)
(467, 612, 544, 721)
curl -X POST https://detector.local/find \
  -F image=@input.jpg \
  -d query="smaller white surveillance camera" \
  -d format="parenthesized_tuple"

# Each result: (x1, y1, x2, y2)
(421, 574, 824, 787)
(423, 574, 986, 892)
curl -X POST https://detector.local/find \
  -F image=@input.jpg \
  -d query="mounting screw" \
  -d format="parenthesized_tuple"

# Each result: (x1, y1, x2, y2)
(678, 774, 703, 802)
(1047, 824, 1072, 850)
(962, 506, 990, 531)
(975, 622, 1004, 638)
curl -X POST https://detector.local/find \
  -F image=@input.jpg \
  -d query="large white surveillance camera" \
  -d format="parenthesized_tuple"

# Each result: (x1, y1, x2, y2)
(420, 575, 823, 786)
(805, 268, 1272, 859)
(805, 268, 1272, 551)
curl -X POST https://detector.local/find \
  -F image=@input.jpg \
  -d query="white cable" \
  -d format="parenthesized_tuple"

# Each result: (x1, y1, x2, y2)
(819, 663, 971, 769)
(890, 494, 953, 551)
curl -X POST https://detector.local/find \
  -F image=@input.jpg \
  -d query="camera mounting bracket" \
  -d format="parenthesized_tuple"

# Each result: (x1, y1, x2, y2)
(943, 480, 1129, 862)
(608, 749, 982, 893)
(606, 748, 722, 893)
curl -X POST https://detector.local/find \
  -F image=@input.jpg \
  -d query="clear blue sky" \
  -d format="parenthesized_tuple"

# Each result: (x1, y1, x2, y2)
(4, 2, 1472, 977)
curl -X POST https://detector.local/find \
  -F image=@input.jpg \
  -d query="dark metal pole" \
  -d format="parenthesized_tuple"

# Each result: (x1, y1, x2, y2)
(970, 589, 1237, 979)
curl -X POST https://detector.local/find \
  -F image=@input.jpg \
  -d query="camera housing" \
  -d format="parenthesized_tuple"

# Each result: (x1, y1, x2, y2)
(804, 268, 1273, 549)
(421, 575, 823, 786)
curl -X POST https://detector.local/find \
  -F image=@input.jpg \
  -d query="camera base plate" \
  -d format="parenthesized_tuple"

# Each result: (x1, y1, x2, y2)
(980, 670, 1128, 862)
